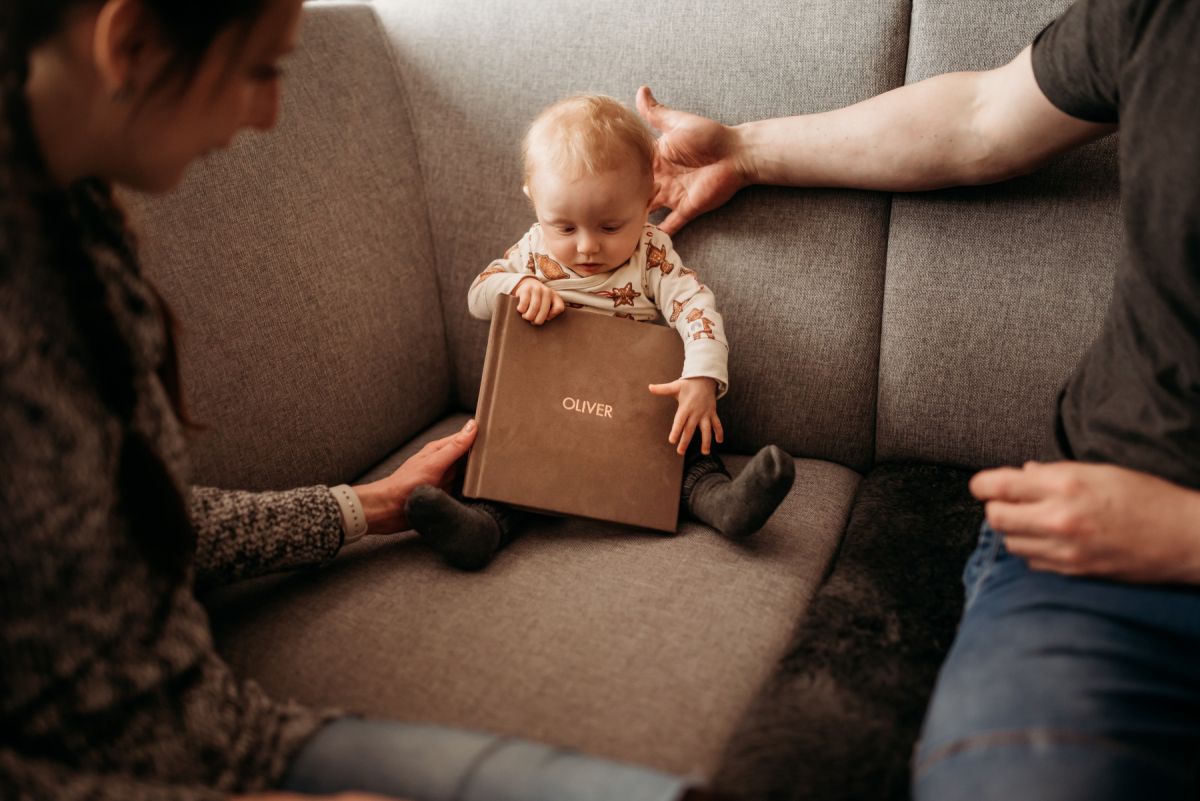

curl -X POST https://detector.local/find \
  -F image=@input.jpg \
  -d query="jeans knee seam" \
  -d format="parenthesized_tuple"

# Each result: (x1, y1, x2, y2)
(964, 530, 1002, 609)
(915, 727, 1187, 780)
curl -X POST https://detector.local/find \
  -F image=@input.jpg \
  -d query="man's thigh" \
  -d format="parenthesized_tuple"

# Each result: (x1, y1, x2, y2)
(913, 525, 1200, 801)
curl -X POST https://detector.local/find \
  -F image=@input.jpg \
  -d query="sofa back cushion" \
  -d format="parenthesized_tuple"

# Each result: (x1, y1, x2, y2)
(374, 0, 913, 473)
(123, 5, 450, 490)
(876, 0, 1121, 467)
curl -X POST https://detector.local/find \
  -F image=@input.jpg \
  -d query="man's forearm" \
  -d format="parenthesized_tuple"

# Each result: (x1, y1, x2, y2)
(734, 71, 997, 192)
(733, 48, 1113, 193)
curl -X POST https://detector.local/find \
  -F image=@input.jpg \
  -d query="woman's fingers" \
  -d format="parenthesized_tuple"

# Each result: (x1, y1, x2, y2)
(417, 420, 477, 466)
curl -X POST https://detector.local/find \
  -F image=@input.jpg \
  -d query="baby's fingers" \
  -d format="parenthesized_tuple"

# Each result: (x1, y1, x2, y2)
(548, 292, 566, 320)
(713, 413, 724, 445)
(523, 290, 544, 322)
(677, 414, 699, 455)
(699, 418, 712, 455)
(533, 290, 556, 325)
(668, 406, 686, 446)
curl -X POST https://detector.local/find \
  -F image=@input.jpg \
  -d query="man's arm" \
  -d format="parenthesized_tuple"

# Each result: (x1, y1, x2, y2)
(639, 47, 1116, 233)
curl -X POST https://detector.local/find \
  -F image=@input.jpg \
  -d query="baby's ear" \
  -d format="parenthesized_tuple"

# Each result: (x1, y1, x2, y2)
(522, 184, 531, 199)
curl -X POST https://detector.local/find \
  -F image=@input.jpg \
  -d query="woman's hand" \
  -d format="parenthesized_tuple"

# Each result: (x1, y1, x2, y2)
(512, 277, 565, 325)
(352, 419, 478, 535)
(636, 86, 750, 236)
(649, 377, 723, 455)
(971, 461, 1200, 584)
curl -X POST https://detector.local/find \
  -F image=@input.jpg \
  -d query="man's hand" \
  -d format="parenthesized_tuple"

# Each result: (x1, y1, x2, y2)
(352, 419, 478, 535)
(649, 377, 723, 455)
(512, 276, 565, 325)
(971, 461, 1200, 584)
(636, 86, 749, 236)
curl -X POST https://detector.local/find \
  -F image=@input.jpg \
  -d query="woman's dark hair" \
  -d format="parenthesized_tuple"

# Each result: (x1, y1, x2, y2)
(0, 0, 273, 576)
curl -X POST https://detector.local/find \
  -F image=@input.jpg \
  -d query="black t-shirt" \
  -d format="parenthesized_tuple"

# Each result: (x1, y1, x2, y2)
(1032, 0, 1200, 489)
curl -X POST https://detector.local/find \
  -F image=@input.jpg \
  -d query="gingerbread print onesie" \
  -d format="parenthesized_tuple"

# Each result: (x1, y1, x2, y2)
(468, 223, 730, 395)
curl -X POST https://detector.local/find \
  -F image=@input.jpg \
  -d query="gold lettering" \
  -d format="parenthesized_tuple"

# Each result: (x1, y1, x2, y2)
(561, 397, 614, 417)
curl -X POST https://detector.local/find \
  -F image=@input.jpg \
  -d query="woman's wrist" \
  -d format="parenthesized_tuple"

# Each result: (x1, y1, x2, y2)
(352, 480, 407, 537)
(329, 484, 369, 543)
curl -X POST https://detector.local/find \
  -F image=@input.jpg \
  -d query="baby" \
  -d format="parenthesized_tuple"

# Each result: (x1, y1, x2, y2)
(405, 94, 795, 569)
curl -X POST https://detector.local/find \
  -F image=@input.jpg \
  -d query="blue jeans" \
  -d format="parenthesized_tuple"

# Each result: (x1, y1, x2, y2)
(913, 523, 1200, 800)
(279, 717, 692, 801)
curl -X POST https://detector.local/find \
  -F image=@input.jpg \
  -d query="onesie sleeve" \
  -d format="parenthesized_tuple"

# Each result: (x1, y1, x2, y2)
(467, 226, 541, 320)
(189, 485, 344, 589)
(643, 228, 730, 397)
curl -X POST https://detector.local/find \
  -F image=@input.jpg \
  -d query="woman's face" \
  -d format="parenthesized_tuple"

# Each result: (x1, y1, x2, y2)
(113, 0, 303, 192)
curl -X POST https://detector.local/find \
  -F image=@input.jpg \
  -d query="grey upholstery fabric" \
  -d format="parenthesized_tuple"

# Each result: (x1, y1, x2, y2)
(373, 0, 911, 471)
(123, 5, 450, 491)
(205, 415, 861, 778)
(876, 0, 1121, 467)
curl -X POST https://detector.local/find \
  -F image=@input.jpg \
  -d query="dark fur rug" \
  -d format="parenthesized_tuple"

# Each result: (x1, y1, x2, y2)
(712, 463, 984, 801)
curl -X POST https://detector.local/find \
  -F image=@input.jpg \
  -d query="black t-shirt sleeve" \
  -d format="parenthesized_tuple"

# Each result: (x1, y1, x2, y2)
(1030, 0, 1136, 123)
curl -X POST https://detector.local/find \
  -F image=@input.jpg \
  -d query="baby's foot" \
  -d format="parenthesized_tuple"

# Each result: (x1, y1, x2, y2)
(405, 486, 502, 570)
(688, 445, 795, 538)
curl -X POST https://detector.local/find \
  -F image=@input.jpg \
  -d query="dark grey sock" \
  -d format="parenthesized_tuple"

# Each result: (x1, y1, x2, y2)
(405, 485, 504, 570)
(687, 445, 795, 538)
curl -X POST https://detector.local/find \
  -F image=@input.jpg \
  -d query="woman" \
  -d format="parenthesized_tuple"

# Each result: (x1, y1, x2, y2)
(0, 1, 701, 799)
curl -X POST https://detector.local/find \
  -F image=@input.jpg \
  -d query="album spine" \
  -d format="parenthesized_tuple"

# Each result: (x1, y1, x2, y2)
(463, 294, 512, 497)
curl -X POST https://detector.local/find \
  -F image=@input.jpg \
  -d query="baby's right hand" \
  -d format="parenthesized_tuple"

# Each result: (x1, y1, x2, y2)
(512, 276, 565, 325)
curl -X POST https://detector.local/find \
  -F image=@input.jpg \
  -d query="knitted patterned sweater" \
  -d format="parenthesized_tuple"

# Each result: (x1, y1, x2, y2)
(0, 184, 345, 799)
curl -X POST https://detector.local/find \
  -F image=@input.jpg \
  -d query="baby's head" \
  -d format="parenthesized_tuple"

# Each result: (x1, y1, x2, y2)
(522, 94, 657, 276)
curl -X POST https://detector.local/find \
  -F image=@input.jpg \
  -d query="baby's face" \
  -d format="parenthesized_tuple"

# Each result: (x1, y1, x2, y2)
(527, 162, 652, 276)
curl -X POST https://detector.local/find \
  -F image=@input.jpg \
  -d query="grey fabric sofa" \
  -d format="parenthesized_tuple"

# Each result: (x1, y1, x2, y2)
(123, 0, 1119, 796)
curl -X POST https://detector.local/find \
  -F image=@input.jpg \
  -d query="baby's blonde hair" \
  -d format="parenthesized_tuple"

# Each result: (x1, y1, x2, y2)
(522, 94, 656, 191)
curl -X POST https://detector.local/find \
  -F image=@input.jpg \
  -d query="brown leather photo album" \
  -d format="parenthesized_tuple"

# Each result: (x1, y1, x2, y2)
(464, 294, 685, 532)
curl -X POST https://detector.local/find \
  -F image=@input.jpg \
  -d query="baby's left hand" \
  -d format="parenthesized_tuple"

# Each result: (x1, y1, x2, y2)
(649, 377, 723, 455)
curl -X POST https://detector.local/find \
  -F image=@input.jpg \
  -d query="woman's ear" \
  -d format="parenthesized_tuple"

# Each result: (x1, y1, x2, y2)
(92, 0, 163, 96)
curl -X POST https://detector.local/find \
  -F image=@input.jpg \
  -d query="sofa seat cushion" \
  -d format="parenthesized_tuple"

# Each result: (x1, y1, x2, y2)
(204, 414, 860, 778)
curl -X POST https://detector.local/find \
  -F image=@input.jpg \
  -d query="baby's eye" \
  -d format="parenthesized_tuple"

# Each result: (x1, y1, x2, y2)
(602, 225, 623, 234)
(557, 226, 575, 234)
